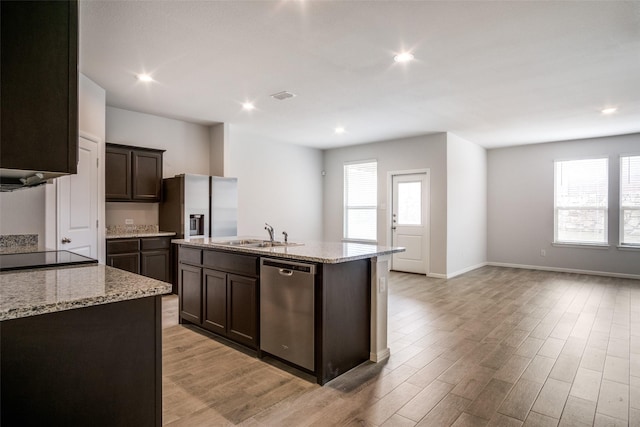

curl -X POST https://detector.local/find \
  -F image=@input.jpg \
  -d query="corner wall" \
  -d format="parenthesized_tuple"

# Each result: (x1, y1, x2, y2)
(488, 132, 640, 277)
(225, 126, 324, 241)
(447, 133, 487, 277)
(323, 133, 448, 276)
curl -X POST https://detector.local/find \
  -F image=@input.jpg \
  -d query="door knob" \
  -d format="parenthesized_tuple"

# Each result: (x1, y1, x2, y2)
(61, 237, 71, 244)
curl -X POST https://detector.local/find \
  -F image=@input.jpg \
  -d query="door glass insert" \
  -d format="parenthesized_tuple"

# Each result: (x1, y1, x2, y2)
(397, 181, 422, 225)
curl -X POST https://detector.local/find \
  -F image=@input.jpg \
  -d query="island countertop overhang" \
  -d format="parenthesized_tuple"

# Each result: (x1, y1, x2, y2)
(172, 237, 405, 264)
(0, 264, 172, 321)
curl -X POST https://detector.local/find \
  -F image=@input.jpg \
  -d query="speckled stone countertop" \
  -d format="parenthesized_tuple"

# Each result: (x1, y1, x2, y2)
(0, 265, 172, 321)
(172, 236, 405, 264)
(106, 231, 176, 239)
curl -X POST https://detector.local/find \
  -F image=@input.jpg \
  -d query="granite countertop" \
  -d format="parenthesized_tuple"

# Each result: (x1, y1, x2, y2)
(0, 245, 50, 255)
(173, 236, 405, 264)
(106, 231, 176, 239)
(0, 265, 172, 321)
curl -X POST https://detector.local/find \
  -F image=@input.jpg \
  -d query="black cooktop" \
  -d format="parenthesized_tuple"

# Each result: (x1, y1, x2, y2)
(0, 250, 98, 272)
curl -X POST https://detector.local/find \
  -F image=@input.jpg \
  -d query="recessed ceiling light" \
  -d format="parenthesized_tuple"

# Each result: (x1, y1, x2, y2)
(334, 127, 345, 134)
(601, 107, 617, 115)
(394, 52, 414, 63)
(242, 102, 255, 111)
(136, 73, 153, 82)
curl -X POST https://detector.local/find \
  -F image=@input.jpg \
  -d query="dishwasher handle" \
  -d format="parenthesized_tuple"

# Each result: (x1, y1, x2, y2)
(261, 258, 316, 275)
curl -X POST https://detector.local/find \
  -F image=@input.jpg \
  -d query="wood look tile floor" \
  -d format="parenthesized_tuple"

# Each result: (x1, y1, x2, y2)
(161, 266, 640, 426)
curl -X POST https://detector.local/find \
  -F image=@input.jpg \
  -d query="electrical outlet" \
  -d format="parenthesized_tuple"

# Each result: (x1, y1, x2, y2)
(125, 219, 134, 225)
(541, 249, 546, 257)
(379, 277, 387, 293)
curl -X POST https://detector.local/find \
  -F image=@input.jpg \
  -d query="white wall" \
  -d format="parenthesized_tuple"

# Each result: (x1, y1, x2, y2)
(323, 133, 448, 275)
(105, 107, 211, 226)
(488, 132, 640, 277)
(447, 133, 487, 276)
(226, 127, 324, 242)
(0, 187, 46, 239)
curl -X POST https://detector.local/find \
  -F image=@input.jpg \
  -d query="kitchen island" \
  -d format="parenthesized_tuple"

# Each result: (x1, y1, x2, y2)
(173, 237, 404, 384)
(0, 264, 172, 426)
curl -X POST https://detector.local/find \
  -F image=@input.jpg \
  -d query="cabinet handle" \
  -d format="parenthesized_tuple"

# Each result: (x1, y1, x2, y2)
(61, 237, 71, 244)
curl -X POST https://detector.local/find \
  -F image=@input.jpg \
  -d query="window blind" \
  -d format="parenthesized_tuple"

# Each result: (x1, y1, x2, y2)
(554, 158, 608, 244)
(344, 161, 377, 241)
(620, 155, 640, 245)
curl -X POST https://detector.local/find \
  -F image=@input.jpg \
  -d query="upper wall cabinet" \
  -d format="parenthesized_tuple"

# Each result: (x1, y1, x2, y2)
(106, 143, 165, 202)
(0, 0, 78, 174)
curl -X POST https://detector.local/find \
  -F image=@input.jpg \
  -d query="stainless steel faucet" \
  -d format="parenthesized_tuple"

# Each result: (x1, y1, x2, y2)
(282, 231, 288, 244)
(265, 223, 275, 243)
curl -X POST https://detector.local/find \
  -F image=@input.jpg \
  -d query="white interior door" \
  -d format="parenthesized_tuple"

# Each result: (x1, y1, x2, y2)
(391, 172, 429, 274)
(57, 136, 99, 258)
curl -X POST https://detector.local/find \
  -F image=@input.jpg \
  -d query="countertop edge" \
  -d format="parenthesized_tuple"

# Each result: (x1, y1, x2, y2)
(0, 287, 170, 322)
(0, 265, 173, 322)
(106, 232, 177, 239)
(173, 239, 405, 264)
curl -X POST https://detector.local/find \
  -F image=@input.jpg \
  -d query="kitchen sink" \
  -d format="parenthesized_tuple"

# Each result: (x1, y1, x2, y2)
(215, 239, 302, 248)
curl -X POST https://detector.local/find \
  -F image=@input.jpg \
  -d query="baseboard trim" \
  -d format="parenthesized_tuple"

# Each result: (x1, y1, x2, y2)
(445, 262, 489, 279)
(427, 273, 447, 279)
(370, 348, 390, 363)
(487, 262, 640, 280)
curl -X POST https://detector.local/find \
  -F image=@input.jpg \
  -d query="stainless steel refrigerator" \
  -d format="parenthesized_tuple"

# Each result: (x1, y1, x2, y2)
(159, 174, 238, 239)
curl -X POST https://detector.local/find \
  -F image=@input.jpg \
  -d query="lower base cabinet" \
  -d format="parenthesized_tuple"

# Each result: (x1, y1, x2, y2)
(0, 296, 162, 426)
(107, 236, 171, 283)
(178, 247, 258, 349)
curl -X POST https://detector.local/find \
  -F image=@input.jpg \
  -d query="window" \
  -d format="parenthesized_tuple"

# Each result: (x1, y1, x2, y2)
(344, 160, 377, 241)
(554, 158, 608, 244)
(620, 155, 640, 246)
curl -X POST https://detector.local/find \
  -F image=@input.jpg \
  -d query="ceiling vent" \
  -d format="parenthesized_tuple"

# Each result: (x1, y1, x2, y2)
(270, 91, 296, 101)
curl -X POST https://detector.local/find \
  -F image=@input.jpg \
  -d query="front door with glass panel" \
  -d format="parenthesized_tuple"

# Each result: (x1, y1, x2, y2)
(391, 172, 428, 274)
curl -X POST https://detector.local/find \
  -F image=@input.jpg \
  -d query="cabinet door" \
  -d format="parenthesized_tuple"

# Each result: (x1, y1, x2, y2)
(1, 0, 78, 174)
(178, 264, 202, 324)
(140, 250, 170, 283)
(107, 253, 140, 274)
(105, 146, 132, 200)
(132, 150, 162, 202)
(227, 274, 258, 348)
(202, 269, 227, 335)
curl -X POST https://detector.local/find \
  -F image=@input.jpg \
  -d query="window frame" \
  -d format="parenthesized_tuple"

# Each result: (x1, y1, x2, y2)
(619, 153, 640, 248)
(343, 159, 378, 243)
(553, 156, 609, 246)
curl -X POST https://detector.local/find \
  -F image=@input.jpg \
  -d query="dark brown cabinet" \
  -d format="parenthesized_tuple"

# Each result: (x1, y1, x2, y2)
(105, 146, 131, 200)
(107, 236, 172, 283)
(106, 238, 140, 274)
(1, 0, 78, 174)
(106, 143, 164, 202)
(178, 246, 259, 349)
(178, 263, 202, 324)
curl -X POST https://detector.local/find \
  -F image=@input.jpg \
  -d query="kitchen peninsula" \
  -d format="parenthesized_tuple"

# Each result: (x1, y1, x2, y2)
(0, 264, 171, 426)
(173, 237, 404, 385)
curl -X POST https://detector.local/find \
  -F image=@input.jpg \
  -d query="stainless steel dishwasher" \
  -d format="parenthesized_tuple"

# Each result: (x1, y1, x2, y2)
(260, 258, 316, 371)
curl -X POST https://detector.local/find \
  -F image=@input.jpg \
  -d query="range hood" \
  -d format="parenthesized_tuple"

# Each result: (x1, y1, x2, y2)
(0, 168, 66, 192)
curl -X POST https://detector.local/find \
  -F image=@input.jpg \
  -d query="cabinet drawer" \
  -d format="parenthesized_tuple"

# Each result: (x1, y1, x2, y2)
(203, 250, 259, 277)
(141, 237, 171, 251)
(106, 239, 139, 254)
(179, 247, 202, 265)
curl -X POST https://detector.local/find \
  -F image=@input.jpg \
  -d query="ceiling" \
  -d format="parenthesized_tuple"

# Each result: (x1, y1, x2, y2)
(79, 1, 640, 150)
